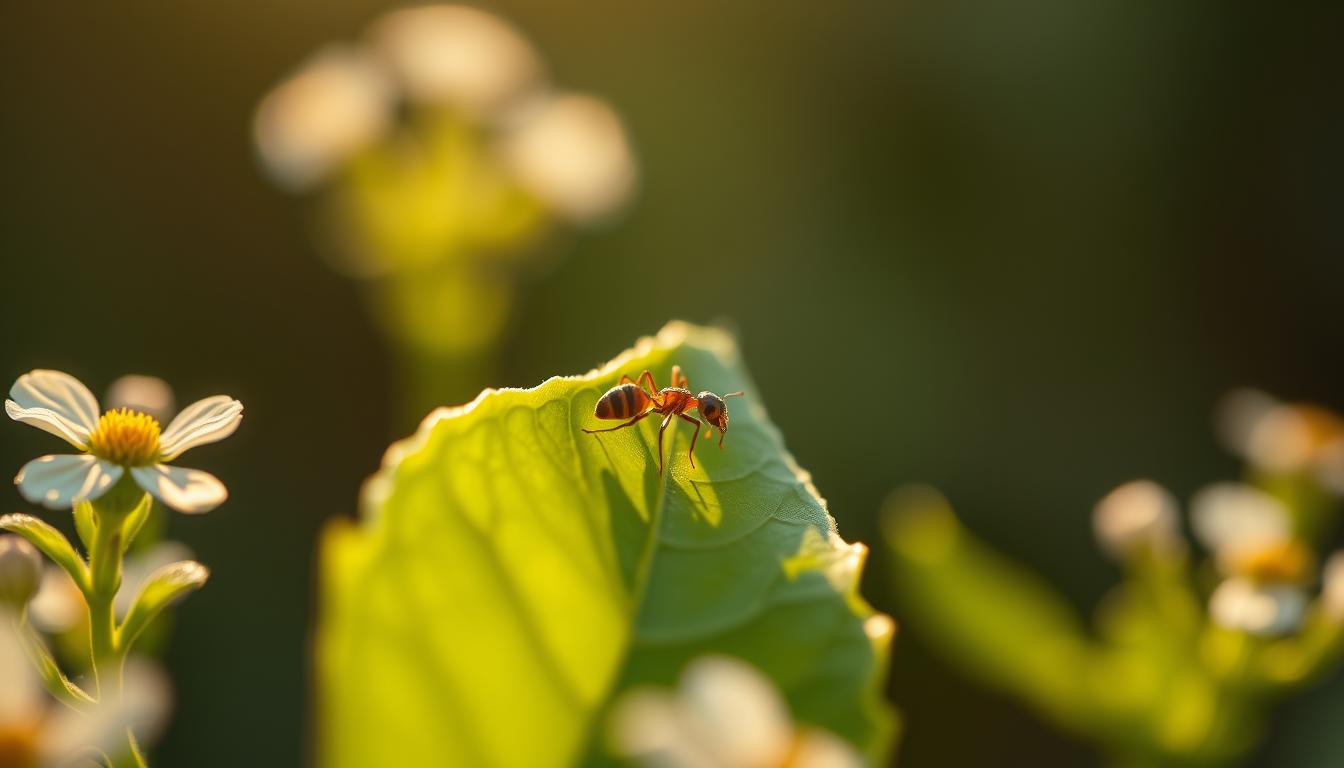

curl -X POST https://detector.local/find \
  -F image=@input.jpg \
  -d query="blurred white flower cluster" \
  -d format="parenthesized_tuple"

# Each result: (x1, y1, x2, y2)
(254, 4, 636, 229)
(1093, 390, 1344, 638)
(1218, 388, 1344, 494)
(254, 5, 638, 360)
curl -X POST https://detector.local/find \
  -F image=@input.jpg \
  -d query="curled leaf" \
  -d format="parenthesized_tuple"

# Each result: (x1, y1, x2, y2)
(118, 560, 209, 649)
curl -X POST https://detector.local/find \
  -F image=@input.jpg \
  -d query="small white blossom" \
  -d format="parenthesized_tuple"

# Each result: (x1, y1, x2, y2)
(105, 374, 176, 424)
(7, 370, 242, 514)
(1217, 389, 1344, 491)
(0, 612, 171, 766)
(1209, 578, 1307, 636)
(370, 5, 542, 116)
(1092, 480, 1182, 560)
(610, 655, 862, 768)
(1191, 483, 1315, 635)
(1190, 483, 1291, 570)
(501, 92, 637, 223)
(253, 45, 394, 191)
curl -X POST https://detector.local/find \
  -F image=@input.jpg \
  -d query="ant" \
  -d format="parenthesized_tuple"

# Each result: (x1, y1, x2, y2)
(582, 365, 744, 474)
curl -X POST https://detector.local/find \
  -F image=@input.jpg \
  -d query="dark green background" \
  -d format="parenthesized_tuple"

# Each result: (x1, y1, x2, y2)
(2, 1, 1341, 765)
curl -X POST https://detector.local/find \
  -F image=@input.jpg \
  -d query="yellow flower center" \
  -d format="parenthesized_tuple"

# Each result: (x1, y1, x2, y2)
(1231, 539, 1314, 584)
(86, 408, 162, 466)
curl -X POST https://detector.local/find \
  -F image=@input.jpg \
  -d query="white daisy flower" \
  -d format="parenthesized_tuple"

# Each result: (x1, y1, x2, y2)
(6, 370, 242, 514)
(0, 612, 171, 767)
(500, 92, 637, 223)
(610, 655, 863, 768)
(1092, 480, 1182, 560)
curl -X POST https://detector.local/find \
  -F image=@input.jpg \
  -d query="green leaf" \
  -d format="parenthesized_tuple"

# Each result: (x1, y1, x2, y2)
(0, 514, 88, 592)
(120, 494, 155, 553)
(72, 501, 96, 552)
(118, 560, 209, 650)
(15, 620, 95, 708)
(317, 321, 894, 767)
(881, 486, 1100, 731)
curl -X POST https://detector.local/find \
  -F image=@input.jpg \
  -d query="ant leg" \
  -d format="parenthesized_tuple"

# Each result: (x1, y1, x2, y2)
(636, 370, 659, 399)
(678, 413, 701, 468)
(582, 409, 652, 434)
(656, 413, 675, 474)
(671, 365, 689, 389)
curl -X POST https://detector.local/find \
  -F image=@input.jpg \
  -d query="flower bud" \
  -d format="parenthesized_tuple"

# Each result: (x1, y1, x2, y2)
(1092, 480, 1181, 560)
(0, 535, 44, 608)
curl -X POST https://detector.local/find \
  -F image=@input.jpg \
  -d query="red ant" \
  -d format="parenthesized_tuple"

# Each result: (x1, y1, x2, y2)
(583, 365, 743, 474)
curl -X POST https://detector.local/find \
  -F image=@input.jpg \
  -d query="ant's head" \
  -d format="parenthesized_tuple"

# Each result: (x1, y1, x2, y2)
(696, 390, 744, 447)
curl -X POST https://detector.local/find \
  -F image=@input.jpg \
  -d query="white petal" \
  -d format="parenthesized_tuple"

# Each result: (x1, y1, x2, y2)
(680, 656, 792, 768)
(29, 566, 85, 634)
(1190, 483, 1290, 558)
(1209, 578, 1307, 636)
(371, 5, 541, 116)
(1092, 480, 1182, 560)
(39, 658, 171, 765)
(16, 455, 123, 510)
(8, 370, 100, 433)
(253, 45, 393, 191)
(132, 465, 227, 514)
(5, 401, 92, 450)
(159, 396, 243, 460)
(501, 92, 637, 222)
(792, 728, 865, 768)
(609, 689, 717, 768)
(0, 615, 43, 727)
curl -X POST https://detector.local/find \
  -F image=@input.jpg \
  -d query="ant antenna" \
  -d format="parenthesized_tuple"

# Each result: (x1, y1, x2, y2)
(724, 391, 744, 398)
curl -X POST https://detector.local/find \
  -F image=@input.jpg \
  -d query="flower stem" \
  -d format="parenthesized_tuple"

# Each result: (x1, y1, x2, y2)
(87, 478, 149, 767)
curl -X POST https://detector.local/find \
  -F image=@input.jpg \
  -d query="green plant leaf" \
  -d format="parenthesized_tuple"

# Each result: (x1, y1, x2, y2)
(118, 560, 209, 650)
(15, 620, 95, 708)
(72, 500, 96, 552)
(120, 494, 155, 554)
(881, 486, 1101, 732)
(317, 321, 894, 767)
(0, 513, 88, 592)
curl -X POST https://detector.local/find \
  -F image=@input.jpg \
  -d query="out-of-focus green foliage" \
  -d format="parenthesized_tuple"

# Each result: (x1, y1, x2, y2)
(317, 321, 894, 767)
(884, 476, 1344, 767)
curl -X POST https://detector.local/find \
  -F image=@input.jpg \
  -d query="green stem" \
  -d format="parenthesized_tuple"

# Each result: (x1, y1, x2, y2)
(87, 478, 149, 768)
(87, 504, 124, 698)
